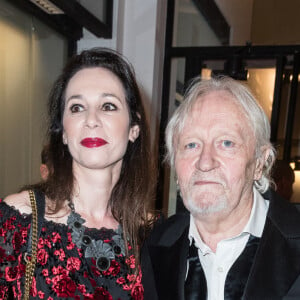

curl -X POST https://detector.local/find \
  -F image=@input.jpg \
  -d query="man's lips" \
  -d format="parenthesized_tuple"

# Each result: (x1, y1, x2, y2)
(194, 180, 220, 186)
(80, 138, 108, 148)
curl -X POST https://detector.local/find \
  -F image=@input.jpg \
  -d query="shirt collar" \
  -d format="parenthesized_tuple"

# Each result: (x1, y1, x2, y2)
(188, 187, 269, 252)
(243, 187, 269, 237)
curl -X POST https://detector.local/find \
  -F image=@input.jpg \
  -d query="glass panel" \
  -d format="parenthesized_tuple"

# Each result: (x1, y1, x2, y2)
(77, 0, 107, 22)
(276, 71, 291, 159)
(0, 0, 67, 196)
(166, 58, 186, 216)
(174, 0, 222, 47)
(276, 70, 300, 161)
(291, 79, 300, 159)
(200, 59, 276, 119)
(246, 68, 276, 121)
(291, 78, 300, 202)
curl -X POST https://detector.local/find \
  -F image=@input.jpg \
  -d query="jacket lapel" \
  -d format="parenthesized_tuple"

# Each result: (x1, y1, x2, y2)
(146, 214, 190, 300)
(243, 192, 300, 299)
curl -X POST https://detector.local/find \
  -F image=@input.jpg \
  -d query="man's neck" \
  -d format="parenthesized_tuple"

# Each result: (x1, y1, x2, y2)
(192, 196, 254, 252)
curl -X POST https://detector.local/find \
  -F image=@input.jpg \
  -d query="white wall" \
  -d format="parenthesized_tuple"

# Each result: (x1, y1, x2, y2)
(0, 1, 67, 196)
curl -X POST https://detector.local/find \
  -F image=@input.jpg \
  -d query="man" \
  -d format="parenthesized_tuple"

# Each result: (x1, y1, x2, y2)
(272, 159, 295, 201)
(40, 144, 51, 181)
(142, 76, 300, 300)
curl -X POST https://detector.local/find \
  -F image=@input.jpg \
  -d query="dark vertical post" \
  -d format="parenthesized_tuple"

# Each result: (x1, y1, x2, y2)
(68, 39, 77, 57)
(184, 56, 203, 86)
(156, 0, 175, 210)
(270, 55, 285, 144)
(105, 0, 113, 37)
(283, 53, 300, 161)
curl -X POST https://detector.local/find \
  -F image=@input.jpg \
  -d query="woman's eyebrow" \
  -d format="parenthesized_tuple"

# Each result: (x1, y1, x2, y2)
(66, 93, 123, 104)
(102, 92, 123, 103)
(65, 94, 84, 103)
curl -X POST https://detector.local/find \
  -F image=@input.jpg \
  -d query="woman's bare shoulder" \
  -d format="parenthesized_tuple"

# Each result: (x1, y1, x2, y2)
(3, 191, 69, 224)
(4, 190, 32, 214)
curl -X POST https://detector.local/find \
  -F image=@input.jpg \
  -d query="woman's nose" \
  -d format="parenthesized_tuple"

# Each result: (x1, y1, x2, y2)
(85, 109, 101, 128)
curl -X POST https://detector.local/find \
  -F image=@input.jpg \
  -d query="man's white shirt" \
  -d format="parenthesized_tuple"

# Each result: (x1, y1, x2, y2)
(188, 188, 269, 300)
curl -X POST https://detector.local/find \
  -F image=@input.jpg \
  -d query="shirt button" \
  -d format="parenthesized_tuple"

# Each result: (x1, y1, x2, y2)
(217, 266, 223, 272)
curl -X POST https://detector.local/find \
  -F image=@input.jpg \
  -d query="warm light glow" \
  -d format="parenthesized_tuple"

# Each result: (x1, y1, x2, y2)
(288, 74, 300, 82)
(291, 160, 300, 203)
(246, 68, 275, 121)
(29, 0, 64, 14)
(201, 68, 212, 80)
(291, 169, 300, 203)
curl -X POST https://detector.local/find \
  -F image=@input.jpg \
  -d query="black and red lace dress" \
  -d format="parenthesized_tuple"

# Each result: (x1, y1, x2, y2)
(0, 199, 143, 299)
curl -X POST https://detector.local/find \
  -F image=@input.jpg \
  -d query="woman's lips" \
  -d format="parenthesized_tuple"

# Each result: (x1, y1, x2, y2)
(80, 138, 108, 148)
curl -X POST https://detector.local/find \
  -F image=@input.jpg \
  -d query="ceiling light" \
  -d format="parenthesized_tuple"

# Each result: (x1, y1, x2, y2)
(30, 0, 64, 14)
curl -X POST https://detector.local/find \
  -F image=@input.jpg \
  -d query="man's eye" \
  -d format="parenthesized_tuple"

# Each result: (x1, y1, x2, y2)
(70, 104, 84, 113)
(185, 142, 197, 149)
(102, 103, 117, 111)
(222, 140, 234, 148)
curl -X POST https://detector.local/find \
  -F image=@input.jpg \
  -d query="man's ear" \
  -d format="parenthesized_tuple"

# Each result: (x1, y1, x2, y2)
(129, 125, 140, 142)
(254, 147, 270, 180)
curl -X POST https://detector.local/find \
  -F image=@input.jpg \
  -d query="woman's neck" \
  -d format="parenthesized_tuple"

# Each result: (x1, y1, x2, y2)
(70, 163, 121, 228)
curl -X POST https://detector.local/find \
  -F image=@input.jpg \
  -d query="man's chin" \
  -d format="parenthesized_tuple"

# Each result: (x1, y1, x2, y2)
(185, 197, 228, 216)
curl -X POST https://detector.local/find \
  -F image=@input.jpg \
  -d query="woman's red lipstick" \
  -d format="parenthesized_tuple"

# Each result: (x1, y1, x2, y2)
(80, 138, 108, 148)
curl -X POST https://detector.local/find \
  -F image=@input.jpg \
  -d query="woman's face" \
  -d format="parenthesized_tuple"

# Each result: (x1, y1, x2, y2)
(62, 67, 139, 173)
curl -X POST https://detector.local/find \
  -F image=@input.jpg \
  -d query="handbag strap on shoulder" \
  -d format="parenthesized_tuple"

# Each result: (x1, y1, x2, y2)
(23, 189, 45, 300)
(26, 189, 45, 255)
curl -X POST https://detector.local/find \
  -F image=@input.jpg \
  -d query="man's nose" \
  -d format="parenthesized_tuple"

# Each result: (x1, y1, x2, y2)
(195, 144, 218, 171)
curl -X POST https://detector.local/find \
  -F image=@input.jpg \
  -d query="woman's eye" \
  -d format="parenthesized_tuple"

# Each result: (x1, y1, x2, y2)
(102, 102, 117, 111)
(70, 104, 84, 113)
(185, 142, 197, 149)
(222, 140, 234, 148)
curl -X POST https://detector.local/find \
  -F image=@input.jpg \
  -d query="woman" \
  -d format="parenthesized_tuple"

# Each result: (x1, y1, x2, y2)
(0, 48, 155, 299)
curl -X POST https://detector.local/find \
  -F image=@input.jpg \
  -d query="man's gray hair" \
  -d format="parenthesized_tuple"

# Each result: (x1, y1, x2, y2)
(165, 76, 276, 193)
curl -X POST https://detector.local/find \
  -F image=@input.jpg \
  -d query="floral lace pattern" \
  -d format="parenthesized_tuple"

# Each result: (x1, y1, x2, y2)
(0, 199, 143, 299)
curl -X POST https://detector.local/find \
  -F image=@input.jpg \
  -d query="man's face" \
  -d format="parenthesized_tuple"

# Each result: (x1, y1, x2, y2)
(175, 91, 264, 218)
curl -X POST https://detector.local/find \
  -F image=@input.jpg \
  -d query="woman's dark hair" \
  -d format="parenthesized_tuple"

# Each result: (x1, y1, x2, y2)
(30, 47, 155, 271)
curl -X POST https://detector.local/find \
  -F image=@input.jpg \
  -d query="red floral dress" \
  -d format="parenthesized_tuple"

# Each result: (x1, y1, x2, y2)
(0, 199, 143, 299)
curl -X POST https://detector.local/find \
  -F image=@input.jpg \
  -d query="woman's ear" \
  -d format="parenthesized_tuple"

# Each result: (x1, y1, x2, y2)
(62, 131, 67, 145)
(254, 147, 270, 180)
(129, 125, 140, 142)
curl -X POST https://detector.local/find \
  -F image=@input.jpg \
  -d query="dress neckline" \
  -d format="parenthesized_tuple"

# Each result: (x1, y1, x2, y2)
(0, 199, 118, 234)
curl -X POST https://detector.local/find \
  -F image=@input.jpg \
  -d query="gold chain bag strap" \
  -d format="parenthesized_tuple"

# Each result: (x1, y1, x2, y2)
(23, 190, 39, 300)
